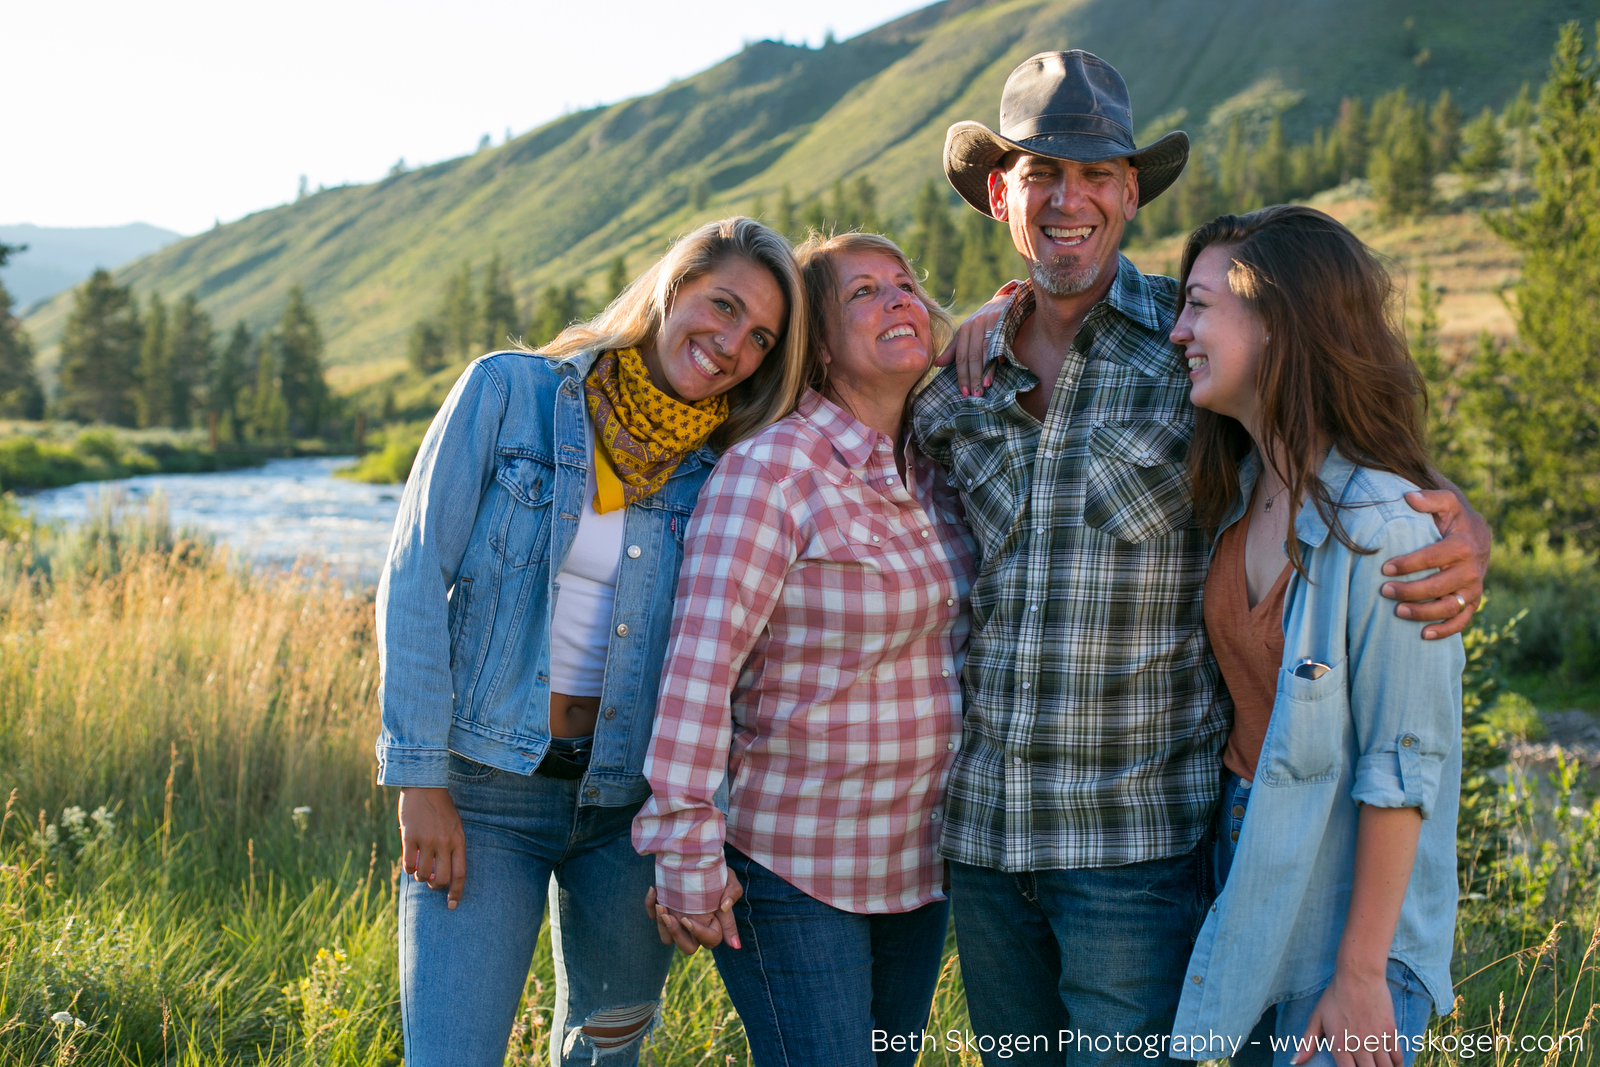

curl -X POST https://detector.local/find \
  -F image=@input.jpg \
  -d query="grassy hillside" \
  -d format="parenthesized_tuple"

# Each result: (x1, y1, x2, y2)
(23, 0, 1587, 379)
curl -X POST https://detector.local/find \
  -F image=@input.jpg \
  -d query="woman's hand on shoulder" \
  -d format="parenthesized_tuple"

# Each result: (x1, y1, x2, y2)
(644, 879, 744, 956)
(398, 787, 467, 909)
(932, 281, 1020, 398)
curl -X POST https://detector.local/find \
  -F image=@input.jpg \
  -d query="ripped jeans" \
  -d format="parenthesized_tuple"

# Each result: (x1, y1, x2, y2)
(399, 753, 675, 1066)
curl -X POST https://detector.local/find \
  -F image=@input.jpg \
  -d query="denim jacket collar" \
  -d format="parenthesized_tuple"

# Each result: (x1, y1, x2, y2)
(1217, 446, 1364, 549)
(548, 347, 716, 474)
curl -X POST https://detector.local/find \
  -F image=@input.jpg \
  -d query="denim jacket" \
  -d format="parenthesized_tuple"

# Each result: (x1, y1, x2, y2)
(374, 349, 714, 805)
(1172, 448, 1463, 1050)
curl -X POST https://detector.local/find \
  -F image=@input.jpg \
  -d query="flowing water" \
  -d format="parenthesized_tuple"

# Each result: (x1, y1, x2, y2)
(22, 456, 402, 584)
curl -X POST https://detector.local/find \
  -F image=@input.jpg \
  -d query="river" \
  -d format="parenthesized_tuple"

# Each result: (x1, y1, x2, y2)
(22, 456, 402, 584)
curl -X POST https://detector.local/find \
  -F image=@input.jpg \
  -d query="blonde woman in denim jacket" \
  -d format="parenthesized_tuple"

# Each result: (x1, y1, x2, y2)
(375, 218, 807, 1067)
(1167, 205, 1464, 1067)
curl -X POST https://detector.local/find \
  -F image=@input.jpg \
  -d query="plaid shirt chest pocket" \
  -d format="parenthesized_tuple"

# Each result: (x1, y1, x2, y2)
(946, 430, 1021, 552)
(1081, 419, 1194, 542)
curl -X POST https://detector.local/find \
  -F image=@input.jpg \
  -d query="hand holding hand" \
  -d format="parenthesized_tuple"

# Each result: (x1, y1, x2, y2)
(398, 787, 467, 909)
(644, 877, 744, 956)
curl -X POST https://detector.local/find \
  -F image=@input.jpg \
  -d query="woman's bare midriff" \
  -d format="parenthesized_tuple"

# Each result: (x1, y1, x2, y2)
(550, 693, 602, 738)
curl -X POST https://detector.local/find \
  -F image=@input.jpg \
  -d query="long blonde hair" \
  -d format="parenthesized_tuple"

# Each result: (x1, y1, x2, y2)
(539, 217, 808, 447)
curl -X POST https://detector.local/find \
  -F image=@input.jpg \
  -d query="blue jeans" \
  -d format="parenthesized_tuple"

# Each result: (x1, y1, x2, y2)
(711, 846, 951, 1067)
(949, 850, 1205, 1066)
(398, 754, 675, 1067)
(1215, 772, 1433, 1067)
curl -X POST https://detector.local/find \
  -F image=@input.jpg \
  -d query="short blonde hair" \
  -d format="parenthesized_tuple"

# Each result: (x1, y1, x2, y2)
(540, 217, 808, 447)
(792, 230, 955, 399)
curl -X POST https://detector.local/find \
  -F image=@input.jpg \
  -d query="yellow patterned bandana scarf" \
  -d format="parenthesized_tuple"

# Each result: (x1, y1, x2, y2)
(584, 347, 728, 513)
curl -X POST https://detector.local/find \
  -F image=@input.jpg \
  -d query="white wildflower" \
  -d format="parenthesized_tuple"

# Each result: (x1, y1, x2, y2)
(61, 806, 90, 847)
(90, 805, 116, 839)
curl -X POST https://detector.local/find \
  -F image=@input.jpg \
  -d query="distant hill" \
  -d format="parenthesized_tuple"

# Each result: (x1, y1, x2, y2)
(2, 223, 184, 311)
(22, 0, 1587, 377)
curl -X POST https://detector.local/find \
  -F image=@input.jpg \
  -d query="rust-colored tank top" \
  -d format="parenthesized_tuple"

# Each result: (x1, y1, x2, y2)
(1204, 518, 1293, 781)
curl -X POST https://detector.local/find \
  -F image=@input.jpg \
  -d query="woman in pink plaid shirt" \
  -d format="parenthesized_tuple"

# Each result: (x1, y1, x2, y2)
(633, 231, 977, 1067)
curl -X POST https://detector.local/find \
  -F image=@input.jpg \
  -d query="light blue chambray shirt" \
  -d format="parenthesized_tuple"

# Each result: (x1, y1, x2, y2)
(1172, 447, 1464, 1050)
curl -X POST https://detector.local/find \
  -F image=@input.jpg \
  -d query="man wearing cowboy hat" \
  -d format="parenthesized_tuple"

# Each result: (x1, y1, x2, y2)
(911, 50, 1489, 1064)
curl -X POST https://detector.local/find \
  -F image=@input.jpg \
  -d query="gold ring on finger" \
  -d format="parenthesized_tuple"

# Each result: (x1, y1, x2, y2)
(1454, 593, 1467, 612)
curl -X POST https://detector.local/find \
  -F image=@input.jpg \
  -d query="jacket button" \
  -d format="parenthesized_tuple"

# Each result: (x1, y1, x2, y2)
(584, 787, 599, 800)
(1230, 830, 1239, 842)
(1232, 805, 1245, 818)
(615, 623, 630, 637)
(604, 707, 617, 720)
(627, 545, 641, 558)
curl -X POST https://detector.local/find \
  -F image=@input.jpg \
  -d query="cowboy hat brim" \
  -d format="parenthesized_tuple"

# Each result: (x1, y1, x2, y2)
(943, 122, 1190, 217)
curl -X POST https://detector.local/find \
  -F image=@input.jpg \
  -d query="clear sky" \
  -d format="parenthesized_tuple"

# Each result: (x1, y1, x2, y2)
(9, 0, 928, 235)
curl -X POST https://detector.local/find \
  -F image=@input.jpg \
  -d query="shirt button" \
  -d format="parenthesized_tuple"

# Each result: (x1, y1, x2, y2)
(627, 545, 641, 558)
(1041, 450, 1053, 459)
(921, 530, 930, 538)
(930, 810, 941, 822)
(871, 535, 881, 543)
(604, 707, 617, 720)
(946, 598, 955, 606)
(966, 478, 973, 487)
(615, 623, 629, 637)
(1191, 975, 1203, 986)
(941, 669, 950, 678)
(947, 741, 956, 751)
(1401, 736, 1414, 748)
(1021, 681, 1030, 690)
(886, 476, 895, 483)
(1036, 527, 1044, 534)
(1029, 604, 1038, 612)
(1013, 757, 1022, 766)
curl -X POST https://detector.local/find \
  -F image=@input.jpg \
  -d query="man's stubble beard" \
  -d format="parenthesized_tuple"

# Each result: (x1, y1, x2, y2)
(1029, 254, 1101, 297)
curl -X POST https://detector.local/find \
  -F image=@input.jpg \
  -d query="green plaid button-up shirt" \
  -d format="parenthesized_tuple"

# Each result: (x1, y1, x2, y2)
(912, 256, 1229, 873)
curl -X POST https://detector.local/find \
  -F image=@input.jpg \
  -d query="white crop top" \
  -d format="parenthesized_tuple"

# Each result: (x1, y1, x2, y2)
(548, 416, 627, 696)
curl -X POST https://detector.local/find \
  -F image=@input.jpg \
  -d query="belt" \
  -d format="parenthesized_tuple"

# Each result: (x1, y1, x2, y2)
(536, 735, 594, 780)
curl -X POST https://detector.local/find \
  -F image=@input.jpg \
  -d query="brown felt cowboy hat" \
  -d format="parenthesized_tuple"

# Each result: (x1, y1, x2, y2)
(945, 50, 1190, 215)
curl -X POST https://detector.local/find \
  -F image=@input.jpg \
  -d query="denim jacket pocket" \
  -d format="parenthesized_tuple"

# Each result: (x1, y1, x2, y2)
(1260, 658, 1348, 785)
(1083, 420, 1194, 543)
(491, 453, 556, 567)
(446, 576, 474, 673)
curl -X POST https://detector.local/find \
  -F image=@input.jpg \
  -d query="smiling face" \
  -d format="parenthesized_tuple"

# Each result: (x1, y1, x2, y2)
(821, 251, 934, 404)
(1170, 243, 1270, 432)
(988, 153, 1140, 297)
(641, 255, 787, 404)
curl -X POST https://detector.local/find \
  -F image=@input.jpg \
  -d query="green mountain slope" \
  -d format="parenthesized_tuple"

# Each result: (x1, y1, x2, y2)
(24, 0, 1587, 378)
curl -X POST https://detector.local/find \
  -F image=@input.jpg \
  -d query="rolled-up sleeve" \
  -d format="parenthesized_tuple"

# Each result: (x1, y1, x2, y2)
(631, 450, 797, 915)
(1345, 514, 1465, 819)
(374, 360, 506, 787)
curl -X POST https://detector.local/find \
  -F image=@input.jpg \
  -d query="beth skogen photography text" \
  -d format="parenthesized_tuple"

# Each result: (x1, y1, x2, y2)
(3, 0, 1599, 1064)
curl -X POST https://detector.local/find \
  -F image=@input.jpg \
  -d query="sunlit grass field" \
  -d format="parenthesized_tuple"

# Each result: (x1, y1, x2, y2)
(1, 500, 1597, 1066)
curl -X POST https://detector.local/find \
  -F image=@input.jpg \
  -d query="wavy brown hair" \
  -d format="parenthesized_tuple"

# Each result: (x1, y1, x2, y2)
(1181, 204, 1437, 575)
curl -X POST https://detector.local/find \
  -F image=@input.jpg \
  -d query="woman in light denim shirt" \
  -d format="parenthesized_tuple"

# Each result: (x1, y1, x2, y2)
(1167, 205, 1464, 1067)
(375, 217, 808, 1067)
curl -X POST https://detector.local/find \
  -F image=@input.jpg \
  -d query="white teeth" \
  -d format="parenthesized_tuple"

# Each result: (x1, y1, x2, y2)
(690, 342, 723, 377)
(1187, 355, 1208, 370)
(877, 325, 916, 341)
(1044, 226, 1092, 241)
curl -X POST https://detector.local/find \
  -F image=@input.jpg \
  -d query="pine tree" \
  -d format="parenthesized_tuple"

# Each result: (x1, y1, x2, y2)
(851, 175, 881, 233)
(1253, 115, 1290, 205)
(211, 321, 251, 441)
(776, 185, 796, 240)
(827, 179, 850, 230)
(271, 286, 329, 439)
(1482, 22, 1600, 544)
(955, 210, 1000, 307)
(1176, 154, 1223, 233)
(529, 283, 587, 348)
(906, 179, 961, 304)
(0, 244, 43, 419)
(1430, 89, 1464, 171)
(166, 293, 213, 429)
(1457, 108, 1506, 178)
(1504, 80, 1537, 176)
(1218, 116, 1251, 207)
(249, 335, 290, 443)
(136, 291, 170, 428)
(1331, 97, 1368, 182)
(481, 252, 521, 350)
(59, 269, 141, 425)
(443, 261, 477, 361)
(1368, 88, 1434, 218)
(605, 255, 629, 303)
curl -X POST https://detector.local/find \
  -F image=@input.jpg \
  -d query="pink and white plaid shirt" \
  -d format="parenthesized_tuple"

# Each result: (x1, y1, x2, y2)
(633, 390, 977, 915)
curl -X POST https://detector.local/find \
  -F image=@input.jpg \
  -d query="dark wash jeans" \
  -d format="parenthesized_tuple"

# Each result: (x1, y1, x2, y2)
(711, 846, 950, 1067)
(949, 849, 1206, 1066)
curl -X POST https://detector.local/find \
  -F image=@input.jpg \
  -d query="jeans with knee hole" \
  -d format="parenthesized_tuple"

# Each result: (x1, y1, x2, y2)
(949, 849, 1205, 1067)
(399, 754, 675, 1067)
(1214, 772, 1433, 1067)
(711, 846, 951, 1067)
